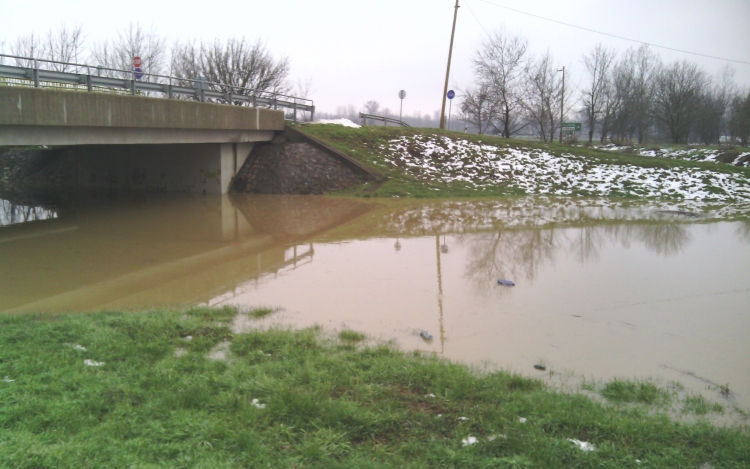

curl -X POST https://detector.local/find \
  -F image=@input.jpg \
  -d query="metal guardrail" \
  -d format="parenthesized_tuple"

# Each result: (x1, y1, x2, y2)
(359, 112, 410, 127)
(0, 53, 315, 121)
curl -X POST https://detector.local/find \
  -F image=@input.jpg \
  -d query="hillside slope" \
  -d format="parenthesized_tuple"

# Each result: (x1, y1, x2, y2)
(295, 124, 750, 202)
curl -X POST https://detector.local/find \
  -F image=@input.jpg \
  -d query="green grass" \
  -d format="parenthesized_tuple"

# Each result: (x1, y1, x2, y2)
(249, 307, 277, 319)
(0, 308, 748, 468)
(338, 330, 366, 342)
(293, 124, 750, 199)
(683, 395, 724, 416)
(600, 379, 671, 405)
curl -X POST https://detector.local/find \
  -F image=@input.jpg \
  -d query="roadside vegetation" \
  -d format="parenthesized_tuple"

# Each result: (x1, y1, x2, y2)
(296, 124, 750, 201)
(1, 307, 748, 467)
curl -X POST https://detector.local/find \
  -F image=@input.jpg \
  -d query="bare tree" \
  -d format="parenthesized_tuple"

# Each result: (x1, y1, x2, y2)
(10, 33, 42, 67)
(728, 89, 750, 146)
(472, 30, 528, 137)
(581, 44, 617, 143)
(43, 24, 86, 71)
(652, 60, 709, 144)
(90, 23, 166, 79)
(459, 84, 496, 134)
(364, 100, 380, 114)
(523, 52, 563, 142)
(199, 37, 290, 95)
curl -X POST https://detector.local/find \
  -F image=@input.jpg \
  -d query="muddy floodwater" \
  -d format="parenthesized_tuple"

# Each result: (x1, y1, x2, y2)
(2, 193, 749, 413)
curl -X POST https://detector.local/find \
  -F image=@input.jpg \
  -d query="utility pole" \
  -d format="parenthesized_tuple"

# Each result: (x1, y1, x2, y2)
(440, 0, 460, 130)
(558, 66, 565, 143)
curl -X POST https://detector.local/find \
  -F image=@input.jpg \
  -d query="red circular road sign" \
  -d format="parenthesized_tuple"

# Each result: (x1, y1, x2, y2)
(133, 56, 142, 67)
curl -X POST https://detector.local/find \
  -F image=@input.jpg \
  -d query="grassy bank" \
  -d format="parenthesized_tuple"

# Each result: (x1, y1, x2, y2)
(295, 124, 750, 201)
(1, 308, 748, 467)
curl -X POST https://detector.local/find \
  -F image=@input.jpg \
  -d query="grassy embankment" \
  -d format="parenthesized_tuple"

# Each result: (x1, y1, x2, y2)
(1, 308, 748, 467)
(294, 124, 750, 200)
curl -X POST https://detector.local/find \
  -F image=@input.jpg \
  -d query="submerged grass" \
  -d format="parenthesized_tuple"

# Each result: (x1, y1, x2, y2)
(0, 308, 748, 468)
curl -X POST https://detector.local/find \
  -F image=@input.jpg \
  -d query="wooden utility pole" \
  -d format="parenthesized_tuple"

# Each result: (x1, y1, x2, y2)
(440, 0, 460, 130)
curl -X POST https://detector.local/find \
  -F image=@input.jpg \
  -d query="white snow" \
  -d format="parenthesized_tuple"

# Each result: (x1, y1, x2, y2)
(312, 118, 361, 128)
(378, 135, 750, 201)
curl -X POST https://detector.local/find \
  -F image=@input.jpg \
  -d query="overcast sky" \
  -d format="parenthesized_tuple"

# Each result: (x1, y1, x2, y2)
(2, 0, 749, 116)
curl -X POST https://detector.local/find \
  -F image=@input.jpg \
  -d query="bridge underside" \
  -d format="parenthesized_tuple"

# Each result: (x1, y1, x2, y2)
(0, 87, 286, 193)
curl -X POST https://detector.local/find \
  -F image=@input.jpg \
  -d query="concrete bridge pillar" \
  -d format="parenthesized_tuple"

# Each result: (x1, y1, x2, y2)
(220, 143, 254, 194)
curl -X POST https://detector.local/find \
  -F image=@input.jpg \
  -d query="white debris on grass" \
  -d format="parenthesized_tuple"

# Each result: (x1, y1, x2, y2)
(487, 434, 507, 441)
(458, 416, 469, 421)
(519, 417, 527, 423)
(251, 398, 266, 409)
(3, 376, 14, 383)
(174, 348, 188, 358)
(183, 336, 193, 341)
(72, 344, 87, 351)
(379, 136, 750, 201)
(425, 393, 436, 398)
(312, 118, 361, 128)
(462, 436, 478, 446)
(567, 438, 596, 452)
(207, 341, 231, 362)
(83, 360, 104, 367)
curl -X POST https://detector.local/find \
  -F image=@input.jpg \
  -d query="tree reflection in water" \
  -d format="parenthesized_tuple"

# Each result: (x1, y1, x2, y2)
(0, 199, 57, 226)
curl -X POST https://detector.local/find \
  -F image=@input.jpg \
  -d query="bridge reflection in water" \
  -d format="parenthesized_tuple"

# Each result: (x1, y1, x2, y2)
(0, 193, 374, 314)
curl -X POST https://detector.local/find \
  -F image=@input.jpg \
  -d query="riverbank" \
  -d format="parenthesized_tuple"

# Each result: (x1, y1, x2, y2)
(1, 308, 747, 467)
(296, 124, 750, 201)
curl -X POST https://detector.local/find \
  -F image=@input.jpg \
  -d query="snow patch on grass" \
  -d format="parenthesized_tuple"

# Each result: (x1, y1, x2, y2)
(379, 136, 750, 201)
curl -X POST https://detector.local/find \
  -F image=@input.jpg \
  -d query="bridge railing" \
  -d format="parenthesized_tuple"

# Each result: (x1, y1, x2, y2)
(359, 112, 410, 127)
(0, 53, 315, 121)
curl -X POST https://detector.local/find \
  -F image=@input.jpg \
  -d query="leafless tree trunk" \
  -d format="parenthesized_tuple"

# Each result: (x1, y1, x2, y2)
(472, 30, 528, 137)
(90, 23, 166, 80)
(460, 84, 496, 134)
(581, 44, 617, 143)
(44, 25, 86, 71)
(523, 52, 562, 142)
(652, 60, 709, 144)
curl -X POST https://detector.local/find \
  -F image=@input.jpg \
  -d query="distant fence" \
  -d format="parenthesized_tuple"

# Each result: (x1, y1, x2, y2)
(359, 112, 410, 127)
(0, 53, 315, 121)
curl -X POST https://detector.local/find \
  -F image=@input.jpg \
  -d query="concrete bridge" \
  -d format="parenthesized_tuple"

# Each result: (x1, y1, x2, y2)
(0, 86, 288, 193)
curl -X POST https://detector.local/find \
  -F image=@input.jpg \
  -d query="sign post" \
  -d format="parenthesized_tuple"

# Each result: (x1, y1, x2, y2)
(133, 56, 143, 81)
(447, 90, 455, 130)
(399, 90, 406, 121)
(561, 122, 582, 131)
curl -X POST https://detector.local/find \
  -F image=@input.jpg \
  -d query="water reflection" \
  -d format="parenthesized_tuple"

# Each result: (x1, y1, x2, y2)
(0, 198, 58, 226)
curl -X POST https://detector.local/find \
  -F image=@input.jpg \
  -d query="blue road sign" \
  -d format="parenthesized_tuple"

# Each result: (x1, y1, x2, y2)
(134, 67, 143, 80)
(447, 90, 455, 100)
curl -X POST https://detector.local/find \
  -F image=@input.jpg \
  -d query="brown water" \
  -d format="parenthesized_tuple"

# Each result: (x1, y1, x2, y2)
(2, 193, 749, 413)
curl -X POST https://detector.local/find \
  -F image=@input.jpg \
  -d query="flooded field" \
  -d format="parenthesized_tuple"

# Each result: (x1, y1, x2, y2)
(2, 192, 749, 414)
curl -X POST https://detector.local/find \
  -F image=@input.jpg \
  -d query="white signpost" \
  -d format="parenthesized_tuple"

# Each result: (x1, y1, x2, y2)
(398, 90, 406, 121)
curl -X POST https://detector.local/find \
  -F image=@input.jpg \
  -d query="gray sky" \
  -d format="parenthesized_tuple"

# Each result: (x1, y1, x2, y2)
(2, 0, 749, 115)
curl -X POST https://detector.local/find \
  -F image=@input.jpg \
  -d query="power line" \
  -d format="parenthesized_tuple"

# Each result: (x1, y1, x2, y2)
(475, 0, 750, 65)
(463, 0, 491, 39)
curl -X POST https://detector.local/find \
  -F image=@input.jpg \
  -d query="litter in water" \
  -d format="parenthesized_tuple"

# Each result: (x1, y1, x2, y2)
(462, 436, 478, 446)
(567, 439, 595, 452)
(83, 360, 104, 367)
(420, 330, 433, 340)
(534, 363, 546, 371)
(497, 279, 515, 286)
